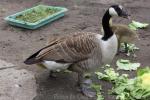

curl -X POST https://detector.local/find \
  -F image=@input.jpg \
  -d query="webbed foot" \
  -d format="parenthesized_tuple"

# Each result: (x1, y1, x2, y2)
(80, 79, 96, 98)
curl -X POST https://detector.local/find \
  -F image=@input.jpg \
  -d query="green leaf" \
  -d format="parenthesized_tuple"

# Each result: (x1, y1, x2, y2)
(128, 20, 149, 30)
(142, 90, 150, 99)
(120, 43, 139, 56)
(137, 67, 150, 76)
(95, 68, 119, 81)
(127, 44, 139, 51)
(116, 92, 131, 100)
(91, 84, 104, 100)
(95, 72, 108, 80)
(132, 20, 149, 28)
(119, 59, 130, 63)
(116, 59, 140, 71)
(97, 94, 104, 100)
(131, 88, 144, 99)
(105, 68, 119, 81)
(138, 73, 150, 91)
(128, 23, 137, 30)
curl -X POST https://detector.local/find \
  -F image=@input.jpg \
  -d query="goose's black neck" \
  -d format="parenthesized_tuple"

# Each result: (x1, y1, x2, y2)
(102, 10, 113, 41)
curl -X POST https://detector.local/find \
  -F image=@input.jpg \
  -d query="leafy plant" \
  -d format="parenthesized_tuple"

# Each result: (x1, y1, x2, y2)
(95, 68, 119, 81)
(95, 67, 150, 100)
(116, 59, 140, 71)
(137, 67, 150, 91)
(91, 84, 104, 100)
(128, 20, 149, 30)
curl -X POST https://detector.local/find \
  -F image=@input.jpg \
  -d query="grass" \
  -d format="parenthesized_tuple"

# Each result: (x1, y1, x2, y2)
(16, 5, 60, 23)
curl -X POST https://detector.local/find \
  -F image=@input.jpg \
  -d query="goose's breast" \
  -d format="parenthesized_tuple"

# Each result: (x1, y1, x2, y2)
(42, 61, 71, 71)
(96, 34, 118, 64)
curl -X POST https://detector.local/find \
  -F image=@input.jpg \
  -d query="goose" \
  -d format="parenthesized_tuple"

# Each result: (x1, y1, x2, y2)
(24, 5, 129, 97)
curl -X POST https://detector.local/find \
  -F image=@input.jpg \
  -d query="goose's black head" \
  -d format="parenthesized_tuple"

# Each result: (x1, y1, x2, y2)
(108, 5, 130, 18)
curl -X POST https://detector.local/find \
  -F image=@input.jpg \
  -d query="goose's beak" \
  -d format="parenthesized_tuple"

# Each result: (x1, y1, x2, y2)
(121, 10, 130, 19)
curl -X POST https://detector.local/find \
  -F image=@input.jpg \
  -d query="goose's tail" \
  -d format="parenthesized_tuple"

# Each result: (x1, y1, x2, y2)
(24, 49, 42, 65)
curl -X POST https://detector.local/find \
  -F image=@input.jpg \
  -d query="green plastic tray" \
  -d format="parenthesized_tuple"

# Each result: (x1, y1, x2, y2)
(4, 5, 68, 29)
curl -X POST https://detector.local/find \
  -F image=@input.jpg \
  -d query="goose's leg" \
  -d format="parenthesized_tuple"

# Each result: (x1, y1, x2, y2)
(68, 65, 96, 97)
(118, 42, 128, 53)
(78, 73, 96, 97)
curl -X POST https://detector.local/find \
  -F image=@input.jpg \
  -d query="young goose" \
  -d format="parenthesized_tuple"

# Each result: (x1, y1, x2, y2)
(24, 5, 129, 97)
(108, 19, 139, 53)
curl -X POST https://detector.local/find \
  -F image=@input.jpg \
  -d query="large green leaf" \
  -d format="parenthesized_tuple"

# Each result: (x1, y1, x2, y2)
(128, 20, 149, 30)
(116, 59, 140, 71)
(132, 20, 149, 28)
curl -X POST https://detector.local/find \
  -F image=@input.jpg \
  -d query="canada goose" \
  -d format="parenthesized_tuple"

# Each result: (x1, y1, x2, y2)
(24, 5, 129, 97)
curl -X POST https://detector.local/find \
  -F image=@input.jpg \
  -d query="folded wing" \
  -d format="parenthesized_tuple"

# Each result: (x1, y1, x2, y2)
(24, 32, 98, 65)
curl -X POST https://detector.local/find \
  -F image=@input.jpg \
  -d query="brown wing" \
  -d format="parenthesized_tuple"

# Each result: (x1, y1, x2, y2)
(24, 32, 98, 64)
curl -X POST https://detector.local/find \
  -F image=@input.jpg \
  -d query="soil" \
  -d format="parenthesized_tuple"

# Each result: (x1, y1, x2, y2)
(0, 0, 150, 100)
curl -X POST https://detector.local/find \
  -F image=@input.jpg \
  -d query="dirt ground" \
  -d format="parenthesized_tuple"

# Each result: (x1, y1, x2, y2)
(0, 0, 150, 100)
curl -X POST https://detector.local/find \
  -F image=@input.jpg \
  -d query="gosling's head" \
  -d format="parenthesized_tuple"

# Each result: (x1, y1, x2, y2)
(108, 5, 130, 18)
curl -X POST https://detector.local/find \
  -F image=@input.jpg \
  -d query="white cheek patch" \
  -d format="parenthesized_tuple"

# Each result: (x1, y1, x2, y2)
(109, 7, 118, 16)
